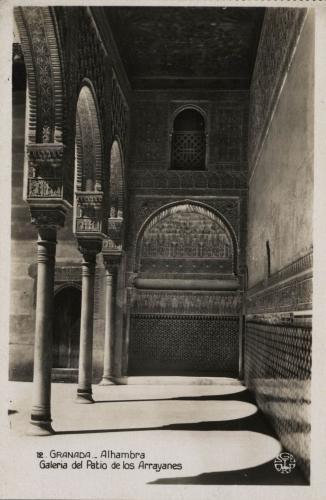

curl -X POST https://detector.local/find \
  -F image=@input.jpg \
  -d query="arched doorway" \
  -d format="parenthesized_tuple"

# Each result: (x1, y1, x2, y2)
(128, 201, 241, 377)
(53, 286, 81, 369)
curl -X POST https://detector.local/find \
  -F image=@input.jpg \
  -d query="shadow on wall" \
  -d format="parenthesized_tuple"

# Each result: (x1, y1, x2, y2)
(244, 320, 311, 481)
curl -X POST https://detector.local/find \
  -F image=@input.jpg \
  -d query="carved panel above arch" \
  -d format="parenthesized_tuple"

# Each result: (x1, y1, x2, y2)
(135, 201, 237, 277)
(130, 196, 240, 239)
(139, 209, 233, 275)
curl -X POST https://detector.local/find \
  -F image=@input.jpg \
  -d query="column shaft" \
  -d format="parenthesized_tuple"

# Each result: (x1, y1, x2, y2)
(100, 267, 115, 384)
(30, 227, 56, 435)
(76, 255, 96, 403)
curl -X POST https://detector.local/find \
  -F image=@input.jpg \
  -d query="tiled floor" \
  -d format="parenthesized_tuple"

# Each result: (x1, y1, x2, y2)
(2, 379, 308, 499)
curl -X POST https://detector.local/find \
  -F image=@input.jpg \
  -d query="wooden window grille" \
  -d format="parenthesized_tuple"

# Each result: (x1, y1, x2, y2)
(171, 109, 206, 170)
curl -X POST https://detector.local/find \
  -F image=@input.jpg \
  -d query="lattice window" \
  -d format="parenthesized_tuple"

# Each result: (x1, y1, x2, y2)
(171, 109, 206, 170)
(172, 132, 205, 170)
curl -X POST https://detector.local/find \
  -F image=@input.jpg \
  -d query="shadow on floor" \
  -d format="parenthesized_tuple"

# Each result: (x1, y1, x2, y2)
(54, 408, 276, 438)
(6, 383, 307, 486)
(148, 458, 309, 486)
(94, 388, 255, 405)
(52, 389, 309, 484)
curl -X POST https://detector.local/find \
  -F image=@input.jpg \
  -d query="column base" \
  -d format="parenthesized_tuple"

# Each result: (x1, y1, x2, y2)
(99, 376, 115, 386)
(76, 389, 94, 404)
(108, 376, 128, 385)
(28, 419, 55, 436)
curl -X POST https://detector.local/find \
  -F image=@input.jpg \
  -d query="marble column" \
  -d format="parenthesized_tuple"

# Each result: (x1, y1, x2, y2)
(100, 262, 116, 385)
(29, 227, 57, 435)
(76, 252, 96, 403)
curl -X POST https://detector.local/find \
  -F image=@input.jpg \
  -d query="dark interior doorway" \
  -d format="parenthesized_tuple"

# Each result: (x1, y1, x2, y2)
(53, 286, 81, 368)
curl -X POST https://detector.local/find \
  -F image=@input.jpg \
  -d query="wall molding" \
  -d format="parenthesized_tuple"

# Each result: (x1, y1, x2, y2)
(246, 250, 313, 314)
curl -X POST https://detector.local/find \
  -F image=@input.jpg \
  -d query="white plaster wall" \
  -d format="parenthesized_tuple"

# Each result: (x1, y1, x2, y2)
(247, 12, 314, 287)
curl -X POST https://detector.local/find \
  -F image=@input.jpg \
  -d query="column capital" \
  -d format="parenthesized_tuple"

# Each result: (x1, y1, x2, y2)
(77, 238, 103, 261)
(29, 205, 67, 230)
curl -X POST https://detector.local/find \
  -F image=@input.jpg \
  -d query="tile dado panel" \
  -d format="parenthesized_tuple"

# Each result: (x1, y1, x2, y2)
(244, 250, 312, 481)
(129, 314, 240, 376)
(244, 320, 311, 480)
(128, 290, 241, 376)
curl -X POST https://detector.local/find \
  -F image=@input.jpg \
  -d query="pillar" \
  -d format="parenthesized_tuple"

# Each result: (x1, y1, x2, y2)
(29, 227, 57, 435)
(76, 252, 96, 403)
(100, 261, 117, 385)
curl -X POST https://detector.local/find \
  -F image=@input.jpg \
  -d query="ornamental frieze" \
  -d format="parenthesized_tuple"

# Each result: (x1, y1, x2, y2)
(27, 178, 63, 198)
(74, 191, 104, 235)
(247, 251, 313, 297)
(27, 143, 65, 162)
(75, 192, 104, 208)
(246, 275, 312, 314)
(102, 237, 122, 253)
(128, 169, 247, 190)
(131, 290, 242, 316)
(75, 218, 102, 233)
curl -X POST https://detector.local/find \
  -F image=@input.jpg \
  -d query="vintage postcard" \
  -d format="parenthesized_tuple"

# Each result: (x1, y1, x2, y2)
(0, 0, 325, 499)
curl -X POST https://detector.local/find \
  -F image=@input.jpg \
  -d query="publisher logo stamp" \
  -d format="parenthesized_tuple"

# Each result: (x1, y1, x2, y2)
(274, 452, 296, 474)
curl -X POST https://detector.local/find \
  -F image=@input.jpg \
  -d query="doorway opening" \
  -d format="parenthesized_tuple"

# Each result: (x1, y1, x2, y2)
(53, 286, 81, 369)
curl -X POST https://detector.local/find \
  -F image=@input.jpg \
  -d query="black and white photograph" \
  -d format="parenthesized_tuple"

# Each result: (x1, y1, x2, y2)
(0, 0, 325, 498)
